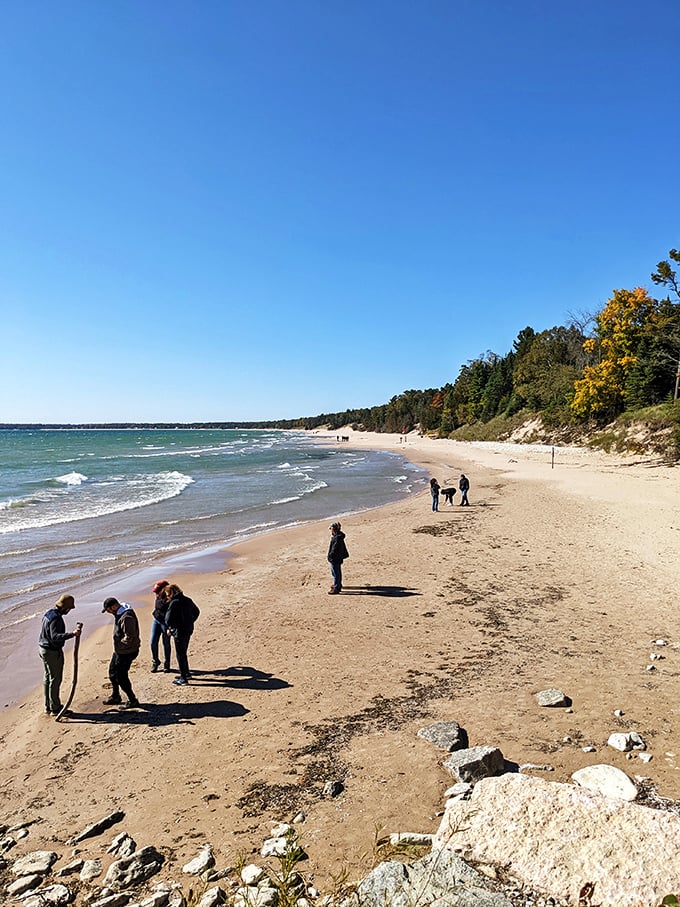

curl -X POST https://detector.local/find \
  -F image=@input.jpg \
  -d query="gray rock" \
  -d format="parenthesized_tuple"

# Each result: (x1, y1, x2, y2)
(1, 835, 17, 853)
(104, 846, 165, 890)
(90, 894, 132, 907)
(443, 782, 472, 799)
(182, 845, 215, 875)
(388, 833, 433, 846)
(108, 832, 137, 857)
(235, 886, 278, 907)
(434, 773, 680, 906)
(20, 883, 72, 906)
(241, 864, 266, 885)
(69, 810, 125, 844)
(261, 837, 288, 858)
(197, 887, 226, 907)
(442, 746, 505, 783)
(342, 848, 511, 907)
(56, 858, 84, 877)
(608, 732, 646, 752)
(519, 763, 554, 773)
(270, 822, 292, 837)
(639, 752, 653, 764)
(572, 764, 638, 801)
(12, 850, 59, 876)
(535, 688, 570, 707)
(417, 721, 468, 752)
(322, 780, 344, 798)
(80, 858, 103, 882)
(7, 873, 42, 895)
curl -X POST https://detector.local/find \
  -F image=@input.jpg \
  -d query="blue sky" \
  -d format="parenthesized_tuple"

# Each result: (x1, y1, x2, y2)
(2, 0, 679, 423)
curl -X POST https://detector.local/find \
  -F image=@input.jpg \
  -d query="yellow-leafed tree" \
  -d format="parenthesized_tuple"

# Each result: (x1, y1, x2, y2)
(571, 287, 660, 420)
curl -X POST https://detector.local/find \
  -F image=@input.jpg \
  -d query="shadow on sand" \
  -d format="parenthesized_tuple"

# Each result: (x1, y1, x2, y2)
(337, 585, 420, 597)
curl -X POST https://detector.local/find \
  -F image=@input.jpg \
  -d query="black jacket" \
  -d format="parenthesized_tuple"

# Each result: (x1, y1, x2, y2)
(152, 593, 169, 625)
(165, 593, 200, 637)
(39, 609, 74, 651)
(327, 530, 349, 564)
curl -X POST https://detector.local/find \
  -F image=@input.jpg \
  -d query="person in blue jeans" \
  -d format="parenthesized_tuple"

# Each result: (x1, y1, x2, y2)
(459, 473, 470, 506)
(430, 478, 441, 512)
(149, 580, 172, 672)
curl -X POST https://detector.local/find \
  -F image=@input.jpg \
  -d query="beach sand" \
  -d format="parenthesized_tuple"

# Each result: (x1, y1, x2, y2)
(1, 432, 679, 890)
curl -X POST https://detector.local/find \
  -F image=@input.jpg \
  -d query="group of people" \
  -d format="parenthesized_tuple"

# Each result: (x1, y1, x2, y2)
(38, 580, 200, 716)
(429, 473, 470, 512)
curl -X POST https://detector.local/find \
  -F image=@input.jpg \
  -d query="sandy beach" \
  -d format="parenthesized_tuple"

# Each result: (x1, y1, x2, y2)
(1, 431, 679, 892)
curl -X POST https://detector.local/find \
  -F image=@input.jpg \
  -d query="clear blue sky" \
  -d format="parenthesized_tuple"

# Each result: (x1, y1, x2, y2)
(2, 0, 678, 422)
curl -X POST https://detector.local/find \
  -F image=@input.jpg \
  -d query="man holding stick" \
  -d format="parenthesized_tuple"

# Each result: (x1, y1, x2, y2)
(38, 594, 82, 716)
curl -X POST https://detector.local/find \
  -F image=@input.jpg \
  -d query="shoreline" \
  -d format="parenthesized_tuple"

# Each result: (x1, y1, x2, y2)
(1, 430, 679, 892)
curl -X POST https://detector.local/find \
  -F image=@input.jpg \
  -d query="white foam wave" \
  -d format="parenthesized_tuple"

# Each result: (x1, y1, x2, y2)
(269, 495, 302, 505)
(55, 472, 88, 485)
(0, 471, 194, 534)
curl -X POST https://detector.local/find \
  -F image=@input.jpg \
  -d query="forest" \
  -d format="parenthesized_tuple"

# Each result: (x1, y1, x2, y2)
(294, 247, 680, 445)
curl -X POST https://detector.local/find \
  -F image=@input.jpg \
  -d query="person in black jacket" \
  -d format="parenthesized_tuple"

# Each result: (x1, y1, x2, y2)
(164, 583, 200, 686)
(149, 579, 171, 673)
(459, 473, 470, 506)
(39, 593, 82, 715)
(327, 521, 349, 594)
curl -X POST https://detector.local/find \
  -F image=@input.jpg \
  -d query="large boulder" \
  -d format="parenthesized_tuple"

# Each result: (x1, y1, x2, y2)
(433, 773, 680, 907)
(341, 848, 511, 907)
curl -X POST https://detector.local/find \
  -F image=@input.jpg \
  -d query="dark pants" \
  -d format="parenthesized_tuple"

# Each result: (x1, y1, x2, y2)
(330, 560, 343, 592)
(108, 651, 138, 701)
(40, 647, 64, 713)
(460, 489, 469, 505)
(173, 632, 192, 679)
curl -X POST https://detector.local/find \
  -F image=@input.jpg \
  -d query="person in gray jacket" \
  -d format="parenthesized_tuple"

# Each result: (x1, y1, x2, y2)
(38, 593, 82, 715)
(102, 597, 141, 709)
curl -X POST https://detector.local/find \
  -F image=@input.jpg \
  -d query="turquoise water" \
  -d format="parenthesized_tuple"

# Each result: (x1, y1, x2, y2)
(0, 428, 424, 625)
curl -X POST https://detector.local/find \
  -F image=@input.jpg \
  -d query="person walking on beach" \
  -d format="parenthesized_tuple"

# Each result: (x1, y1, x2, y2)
(38, 594, 82, 716)
(430, 478, 441, 512)
(149, 580, 172, 673)
(164, 583, 200, 686)
(459, 473, 470, 506)
(102, 597, 141, 709)
(327, 521, 349, 594)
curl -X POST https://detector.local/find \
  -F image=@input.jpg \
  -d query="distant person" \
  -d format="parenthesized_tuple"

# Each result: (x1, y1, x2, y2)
(327, 521, 349, 594)
(164, 583, 200, 686)
(102, 597, 141, 709)
(150, 579, 171, 673)
(38, 594, 82, 716)
(459, 473, 470, 506)
(441, 486, 456, 506)
(430, 478, 440, 512)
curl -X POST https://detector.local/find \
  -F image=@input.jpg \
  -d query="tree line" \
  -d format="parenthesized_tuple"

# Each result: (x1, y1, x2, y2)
(299, 247, 680, 434)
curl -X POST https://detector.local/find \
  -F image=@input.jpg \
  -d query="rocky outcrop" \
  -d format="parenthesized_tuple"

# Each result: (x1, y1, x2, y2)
(433, 773, 680, 907)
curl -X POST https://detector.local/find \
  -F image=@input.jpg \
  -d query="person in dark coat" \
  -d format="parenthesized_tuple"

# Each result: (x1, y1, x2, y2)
(459, 473, 470, 506)
(430, 478, 441, 512)
(38, 593, 82, 715)
(164, 583, 200, 686)
(327, 521, 349, 594)
(441, 486, 456, 505)
(102, 596, 141, 709)
(149, 579, 171, 672)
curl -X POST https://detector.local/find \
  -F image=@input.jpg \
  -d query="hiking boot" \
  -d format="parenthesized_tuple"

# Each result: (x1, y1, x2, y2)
(163, 665, 172, 672)
(173, 677, 188, 686)
(120, 699, 140, 710)
(150, 661, 160, 673)
(103, 695, 122, 705)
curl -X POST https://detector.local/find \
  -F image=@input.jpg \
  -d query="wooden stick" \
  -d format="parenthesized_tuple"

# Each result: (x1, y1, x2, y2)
(55, 622, 83, 722)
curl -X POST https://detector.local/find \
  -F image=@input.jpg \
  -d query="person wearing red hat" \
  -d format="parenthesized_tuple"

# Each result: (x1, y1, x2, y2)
(150, 580, 171, 673)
